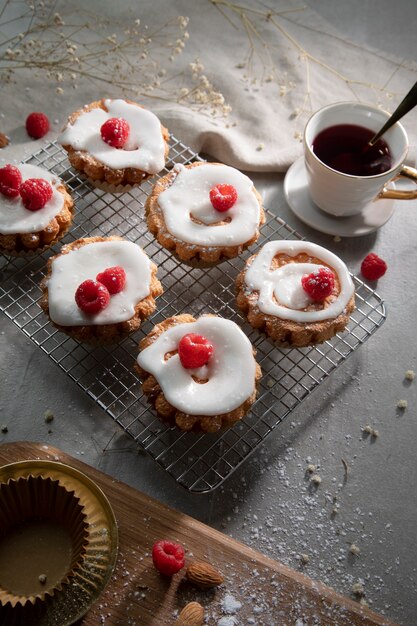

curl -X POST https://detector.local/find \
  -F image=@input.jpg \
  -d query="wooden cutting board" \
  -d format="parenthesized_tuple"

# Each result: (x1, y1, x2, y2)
(0, 442, 396, 626)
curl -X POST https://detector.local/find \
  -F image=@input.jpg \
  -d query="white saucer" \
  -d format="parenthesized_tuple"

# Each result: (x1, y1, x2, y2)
(283, 156, 395, 237)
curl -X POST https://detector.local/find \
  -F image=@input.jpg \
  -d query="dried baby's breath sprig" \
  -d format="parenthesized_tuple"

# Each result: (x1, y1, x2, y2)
(208, 0, 414, 132)
(0, 3, 230, 118)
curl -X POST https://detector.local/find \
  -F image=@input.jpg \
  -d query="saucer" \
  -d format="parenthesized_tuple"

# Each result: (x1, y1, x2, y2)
(283, 156, 395, 237)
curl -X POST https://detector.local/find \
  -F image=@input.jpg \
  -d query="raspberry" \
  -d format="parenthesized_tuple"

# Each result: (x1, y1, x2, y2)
(25, 112, 50, 139)
(209, 184, 238, 212)
(152, 540, 185, 576)
(178, 333, 214, 369)
(96, 266, 126, 295)
(100, 117, 130, 148)
(0, 164, 22, 198)
(19, 178, 53, 211)
(361, 253, 387, 280)
(75, 280, 110, 315)
(301, 267, 335, 301)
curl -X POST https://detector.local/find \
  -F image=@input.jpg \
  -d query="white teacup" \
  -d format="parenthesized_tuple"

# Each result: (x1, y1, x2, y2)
(303, 101, 417, 217)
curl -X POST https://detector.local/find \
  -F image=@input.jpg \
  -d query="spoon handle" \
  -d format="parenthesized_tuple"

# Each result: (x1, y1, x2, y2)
(368, 80, 417, 146)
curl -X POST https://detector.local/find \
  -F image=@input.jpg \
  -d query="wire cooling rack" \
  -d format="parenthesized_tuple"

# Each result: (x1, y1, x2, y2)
(0, 137, 386, 492)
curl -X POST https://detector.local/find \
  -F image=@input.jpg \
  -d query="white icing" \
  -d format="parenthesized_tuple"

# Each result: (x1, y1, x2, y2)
(244, 240, 354, 323)
(137, 316, 256, 415)
(157, 163, 261, 246)
(58, 99, 166, 173)
(47, 240, 152, 326)
(0, 164, 65, 234)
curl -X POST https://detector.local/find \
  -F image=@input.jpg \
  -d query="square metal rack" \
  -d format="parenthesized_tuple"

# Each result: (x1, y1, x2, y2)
(0, 137, 386, 493)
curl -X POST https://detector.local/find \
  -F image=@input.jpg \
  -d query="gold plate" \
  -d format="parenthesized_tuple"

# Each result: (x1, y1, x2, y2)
(0, 460, 118, 626)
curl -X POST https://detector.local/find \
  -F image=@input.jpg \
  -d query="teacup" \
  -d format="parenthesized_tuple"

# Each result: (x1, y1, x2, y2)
(303, 101, 417, 217)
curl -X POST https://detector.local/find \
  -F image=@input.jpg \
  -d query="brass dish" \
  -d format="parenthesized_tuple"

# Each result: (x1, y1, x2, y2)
(0, 460, 118, 626)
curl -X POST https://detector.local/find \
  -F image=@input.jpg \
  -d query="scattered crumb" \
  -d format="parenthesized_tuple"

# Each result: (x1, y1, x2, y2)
(256, 143, 264, 151)
(38, 574, 47, 584)
(350, 543, 361, 556)
(306, 463, 316, 473)
(397, 399, 408, 410)
(310, 474, 322, 486)
(363, 425, 379, 437)
(352, 582, 365, 597)
(1, 425, 8, 433)
(333, 235, 342, 242)
(44, 409, 54, 423)
(300, 553, 310, 565)
(405, 370, 415, 381)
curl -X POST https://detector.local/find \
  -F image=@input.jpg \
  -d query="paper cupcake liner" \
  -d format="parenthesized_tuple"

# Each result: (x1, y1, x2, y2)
(0, 476, 88, 609)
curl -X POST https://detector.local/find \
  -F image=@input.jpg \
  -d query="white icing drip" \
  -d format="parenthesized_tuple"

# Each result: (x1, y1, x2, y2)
(58, 99, 166, 173)
(137, 316, 256, 415)
(47, 240, 152, 326)
(244, 241, 354, 323)
(0, 164, 65, 234)
(157, 163, 261, 246)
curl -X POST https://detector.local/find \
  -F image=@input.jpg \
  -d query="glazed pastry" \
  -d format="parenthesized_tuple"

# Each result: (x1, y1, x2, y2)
(236, 240, 355, 347)
(136, 314, 262, 432)
(40, 236, 163, 343)
(145, 162, 265, 263)
(58, 98, 169, 186)
(0, 163, 73, 254)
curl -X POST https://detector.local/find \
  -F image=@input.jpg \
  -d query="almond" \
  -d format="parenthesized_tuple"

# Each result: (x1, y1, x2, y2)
(174, 601, 204, 626)
(0, 133, 9, 149)
(185, 560, 224, 589)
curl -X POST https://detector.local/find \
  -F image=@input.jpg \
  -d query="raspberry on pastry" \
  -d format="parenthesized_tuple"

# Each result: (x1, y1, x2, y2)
(40, 236, 163, 343)
(136, 314, 262, 432)
(58, 98, 169, 187)
(145, 162, 265, 263)
(0, 163, 73, 255)
(236, 240, 355, 347)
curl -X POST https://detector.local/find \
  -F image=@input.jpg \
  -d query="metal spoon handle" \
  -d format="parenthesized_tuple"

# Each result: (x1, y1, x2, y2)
(368, 80, 417, 146)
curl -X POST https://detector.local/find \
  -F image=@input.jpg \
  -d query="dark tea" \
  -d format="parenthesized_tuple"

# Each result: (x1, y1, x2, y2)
(312, 124, 392, 176)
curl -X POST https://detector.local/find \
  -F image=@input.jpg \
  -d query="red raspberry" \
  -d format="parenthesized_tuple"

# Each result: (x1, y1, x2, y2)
(301, 267, 335, 302)
(178, 333, 214, 369)
(0, 164, 22, 198)
(19, 178, 53, 211)
(96, 266, 126, 295)
(152, 540, 185, 576)
(100, 117, 130, 148)
(361, 253, 387, 280)
(75, 280, 110, 315)
(25, 112, 50, 139)
(209, 184, 238, 212)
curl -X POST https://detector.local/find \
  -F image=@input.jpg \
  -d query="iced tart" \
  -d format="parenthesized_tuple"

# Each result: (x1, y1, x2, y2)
(0, 163, 73, 254)
(58, 98, 169, 186)
(136, 314, 262, 432)
(145, 162, 265, 263)
(236, 240, 355, 347)
(40, 236, 163, 343)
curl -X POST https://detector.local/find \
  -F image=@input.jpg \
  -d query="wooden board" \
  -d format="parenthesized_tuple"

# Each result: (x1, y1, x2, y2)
(0, 442, 396, 626)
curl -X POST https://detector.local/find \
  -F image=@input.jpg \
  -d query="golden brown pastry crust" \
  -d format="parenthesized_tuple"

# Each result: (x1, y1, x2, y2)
(145, 162, 265, 263)
(0, 183, 74, 255)
(135, 314, 262, 433)
(40, 235, 163, 343)
(60, 99, 169, 186)
(236, 251, 355, 347)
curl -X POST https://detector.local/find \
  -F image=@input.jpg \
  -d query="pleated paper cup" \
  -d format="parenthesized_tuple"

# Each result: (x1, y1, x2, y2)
(0, 475, 89, 609)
